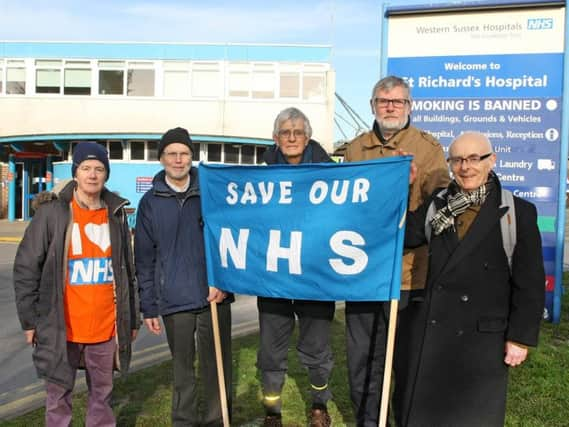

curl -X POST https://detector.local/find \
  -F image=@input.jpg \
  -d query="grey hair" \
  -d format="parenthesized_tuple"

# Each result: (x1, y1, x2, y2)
(449, 131, 494, 155)
(272, 107, 313, 139)
(371, 75, 411, 102)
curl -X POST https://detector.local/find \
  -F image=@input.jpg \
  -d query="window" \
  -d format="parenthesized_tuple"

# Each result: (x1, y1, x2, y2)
(207, 144, 222, 162)
(242, 145, 255, 164)
(99, 70, 123, 95)
(147, 141, 158, 160)
(228, 63, 250, 97)
(130, 141, 145, 160)
(108, 141, 123, 159)
(36, 69, 60, 93)
(192, 62, 221, 97)
(96, 140, 123, 159)
(99, 61, 125, 95)
(164, 71, 189, 97)
(64, 61, 91, 95)
(35, 60, 61, 94)
(129, 140, 159, 160)
(303, 74, 325, 99)
(256, 146, 267, 164)
(252, 64, 274, 99)
(127, 62, 154, 96)
(280, 72, 300, 98)
(224, 145, 239, 164)
(64, 69, 91, 95)
(0, 62, 4, 93)
(99, 61, 158, 96)
(302, 65, 327, 100)
(36, 69, 60, 94)
(163, 61, 190, 98)
(193, 143, 201, 161)
(7, 61, 26, 94)
(127, 70, 154, 96)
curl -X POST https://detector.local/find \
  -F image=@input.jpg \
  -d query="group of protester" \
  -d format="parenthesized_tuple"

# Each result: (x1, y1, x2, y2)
(13, 75, 545, 427)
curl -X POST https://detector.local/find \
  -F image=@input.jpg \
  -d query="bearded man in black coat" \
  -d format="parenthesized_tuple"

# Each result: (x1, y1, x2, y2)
(393, 131, 545, 427)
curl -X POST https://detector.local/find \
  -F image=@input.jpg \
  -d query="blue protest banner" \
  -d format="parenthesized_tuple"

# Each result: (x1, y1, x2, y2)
(198, 156, 411, 301)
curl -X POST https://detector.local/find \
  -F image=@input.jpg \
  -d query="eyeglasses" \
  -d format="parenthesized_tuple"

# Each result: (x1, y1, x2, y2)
(373, 98, 409, 109)
(278, 129, 306, 139)
(163, 151, 191, 160)
(78, 165, 106, 175)
(447, 152, 493, 168)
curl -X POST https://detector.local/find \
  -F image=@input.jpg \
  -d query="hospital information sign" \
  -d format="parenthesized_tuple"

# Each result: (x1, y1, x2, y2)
(384, 2, 566, 322)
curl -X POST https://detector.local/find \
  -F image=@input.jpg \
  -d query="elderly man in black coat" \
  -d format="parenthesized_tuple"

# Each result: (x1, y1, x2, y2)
(393, 131, 545, 427)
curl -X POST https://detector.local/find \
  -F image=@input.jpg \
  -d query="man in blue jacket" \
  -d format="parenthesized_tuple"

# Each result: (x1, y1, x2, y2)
(135, 127, 232, 427)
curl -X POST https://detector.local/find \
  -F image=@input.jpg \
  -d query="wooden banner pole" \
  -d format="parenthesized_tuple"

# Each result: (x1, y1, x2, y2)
(211, 301, 230, 427)
(378, 299, 399, 427)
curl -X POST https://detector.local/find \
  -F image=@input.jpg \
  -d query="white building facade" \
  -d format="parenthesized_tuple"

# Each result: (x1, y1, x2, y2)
(0, 41, 335, 220)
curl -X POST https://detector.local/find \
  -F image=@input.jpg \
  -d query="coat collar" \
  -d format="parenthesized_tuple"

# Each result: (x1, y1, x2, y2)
(262, 139, 331, 165)
(151, 167, 200, 197)
(372, 116, 410, 145)
(363, 119, 411, 150)
(59, 180, 129, 215)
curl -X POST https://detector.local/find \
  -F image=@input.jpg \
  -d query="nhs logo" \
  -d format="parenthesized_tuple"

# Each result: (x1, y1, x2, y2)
(527, 18, 553, 30)
(69, 258, 114, 285)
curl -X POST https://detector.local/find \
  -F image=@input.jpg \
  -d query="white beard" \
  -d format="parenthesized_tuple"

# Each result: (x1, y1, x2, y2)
(378, 117, 407, 134)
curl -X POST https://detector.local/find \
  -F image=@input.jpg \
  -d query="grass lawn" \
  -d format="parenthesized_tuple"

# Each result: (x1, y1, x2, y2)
(4, 288, 569, 427)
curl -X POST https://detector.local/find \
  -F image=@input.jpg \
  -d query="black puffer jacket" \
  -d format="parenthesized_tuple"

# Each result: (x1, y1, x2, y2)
(13, 181, 140, 389)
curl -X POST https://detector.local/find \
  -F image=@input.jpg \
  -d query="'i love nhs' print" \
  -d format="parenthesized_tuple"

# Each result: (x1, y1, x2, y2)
(68, 222, 114, 285)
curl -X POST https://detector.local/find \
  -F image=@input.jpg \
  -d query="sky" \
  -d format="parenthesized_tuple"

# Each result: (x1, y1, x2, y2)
(0, 0, 456, 141)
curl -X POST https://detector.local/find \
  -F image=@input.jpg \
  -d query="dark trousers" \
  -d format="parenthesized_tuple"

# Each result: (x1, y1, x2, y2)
(163, 303, 232, 427)
(345, 301, 389, 427)
(257, 297, 335, 414)
(45, 338, 117, 427)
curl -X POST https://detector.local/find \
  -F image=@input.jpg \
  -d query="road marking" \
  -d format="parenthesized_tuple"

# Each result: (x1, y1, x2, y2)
(0, 303, 299, 421)
(0, 238, 21, 243)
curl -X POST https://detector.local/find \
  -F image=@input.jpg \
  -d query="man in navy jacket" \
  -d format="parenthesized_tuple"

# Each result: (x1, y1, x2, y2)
(135, 127, 232, 427)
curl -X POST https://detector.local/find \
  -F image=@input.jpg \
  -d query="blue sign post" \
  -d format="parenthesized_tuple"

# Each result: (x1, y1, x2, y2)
(383, 1, 567, 322)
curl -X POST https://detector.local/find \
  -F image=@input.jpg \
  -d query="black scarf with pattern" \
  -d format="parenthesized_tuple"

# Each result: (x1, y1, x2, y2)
(430, 174, 497, 236)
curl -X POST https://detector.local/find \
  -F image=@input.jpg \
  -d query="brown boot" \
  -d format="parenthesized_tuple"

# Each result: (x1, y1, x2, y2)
(263, 414, 283, 427)
(309, 408, 331, 427)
